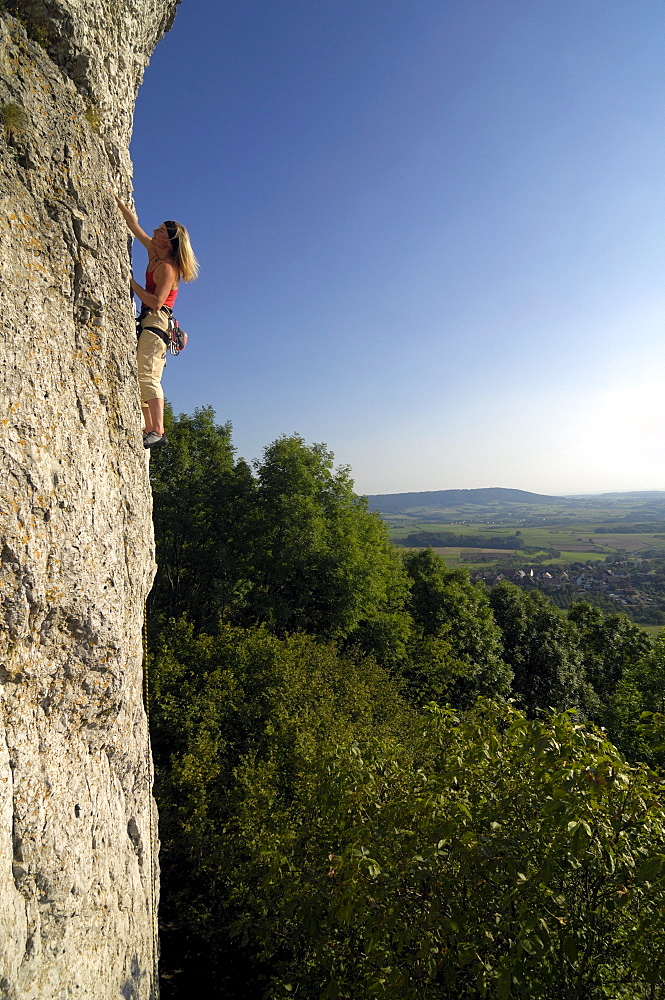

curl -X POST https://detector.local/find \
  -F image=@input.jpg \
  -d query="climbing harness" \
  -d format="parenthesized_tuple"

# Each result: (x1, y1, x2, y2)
(142, 602, 160, 999)
(137, 306, 189, 356)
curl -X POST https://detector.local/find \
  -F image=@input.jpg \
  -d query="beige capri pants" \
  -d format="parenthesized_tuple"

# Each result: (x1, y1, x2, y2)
(136, 309, 169, 403)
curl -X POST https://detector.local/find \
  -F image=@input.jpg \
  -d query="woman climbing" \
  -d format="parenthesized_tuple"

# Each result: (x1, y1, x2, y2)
(114, 194, 198, 448)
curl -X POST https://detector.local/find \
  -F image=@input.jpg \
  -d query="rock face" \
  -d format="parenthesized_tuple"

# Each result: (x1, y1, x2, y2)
(0, 2, 178, 997)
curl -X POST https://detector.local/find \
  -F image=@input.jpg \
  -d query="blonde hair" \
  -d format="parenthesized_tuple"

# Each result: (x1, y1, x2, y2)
(166, 220, 199, 283)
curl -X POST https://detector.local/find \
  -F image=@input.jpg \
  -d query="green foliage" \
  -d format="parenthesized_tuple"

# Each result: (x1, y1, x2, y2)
(2, 2, 50, 46)
(226, 701, 665, 1000)
(150, 620, 413, 996)
(397, 530, 523, 549)
(568, 602, 652, 705)
(489, 582, 586, 715)
(243, 434, 411, 644)
(150, 413, 411, 660)
(402, 549, 512, 706)
(605, 634, 665, 766)
(152, 617, 665, 999)
(147, 409, 665, 999)
(84, 103, 102, 133)
(149, 405, 249, 632)
(1, 101, 26, 138)
(29, 21, 49, 47)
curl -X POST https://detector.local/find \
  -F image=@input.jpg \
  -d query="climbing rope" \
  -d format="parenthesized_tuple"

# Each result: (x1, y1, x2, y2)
(143, 600, 160, 999)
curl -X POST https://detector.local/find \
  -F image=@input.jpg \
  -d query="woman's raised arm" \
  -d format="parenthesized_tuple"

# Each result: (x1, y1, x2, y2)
(113, 193, 153, 250)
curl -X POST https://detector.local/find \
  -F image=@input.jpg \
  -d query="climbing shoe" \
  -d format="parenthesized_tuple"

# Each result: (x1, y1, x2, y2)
(144, 431, 169, 449)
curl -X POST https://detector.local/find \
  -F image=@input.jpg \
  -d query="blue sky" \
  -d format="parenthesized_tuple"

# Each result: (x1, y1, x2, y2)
(130, 0, 665, 496)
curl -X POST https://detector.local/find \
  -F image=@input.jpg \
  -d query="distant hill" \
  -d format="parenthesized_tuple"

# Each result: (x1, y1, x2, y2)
(366, 487, 566, 515)
(585, 491, 665, 500)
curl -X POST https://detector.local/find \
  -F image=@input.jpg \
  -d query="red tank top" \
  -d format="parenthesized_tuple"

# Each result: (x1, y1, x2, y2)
(146, 258, 178, 310)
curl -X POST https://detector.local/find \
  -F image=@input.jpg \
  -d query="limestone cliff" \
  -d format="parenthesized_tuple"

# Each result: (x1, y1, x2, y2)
(0, 2, 178, 997)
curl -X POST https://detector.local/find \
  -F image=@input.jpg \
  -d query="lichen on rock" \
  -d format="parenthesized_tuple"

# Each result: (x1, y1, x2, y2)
(0, 2, 178, 997)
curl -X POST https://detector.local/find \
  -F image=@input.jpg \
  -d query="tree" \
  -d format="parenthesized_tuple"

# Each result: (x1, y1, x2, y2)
(489, 582, 584, 715)
(238, 434, 411, 651)
(148, 405, 254, 631)
(150, 417, 411, 661)
(567, 602, 652, 705)
(402, 549, 512, 706)
(605, 632, 665, 765)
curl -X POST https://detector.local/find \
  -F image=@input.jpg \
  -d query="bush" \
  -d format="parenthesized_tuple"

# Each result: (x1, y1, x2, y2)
(1, 101, 26, 138)
(231, 702, 665, 1000)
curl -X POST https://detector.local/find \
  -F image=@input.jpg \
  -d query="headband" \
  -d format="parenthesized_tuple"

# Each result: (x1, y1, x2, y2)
(164, 221, 180, 251)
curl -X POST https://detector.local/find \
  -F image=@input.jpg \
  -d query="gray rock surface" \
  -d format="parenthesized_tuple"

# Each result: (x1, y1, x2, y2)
(0, 2, 178, 996)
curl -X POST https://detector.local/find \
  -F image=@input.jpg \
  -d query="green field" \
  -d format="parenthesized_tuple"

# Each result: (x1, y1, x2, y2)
(389, 520, 665, 561)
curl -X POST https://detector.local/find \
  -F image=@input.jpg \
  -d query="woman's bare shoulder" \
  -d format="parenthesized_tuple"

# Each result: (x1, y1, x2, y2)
(151, 256, 178, 275)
